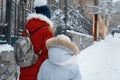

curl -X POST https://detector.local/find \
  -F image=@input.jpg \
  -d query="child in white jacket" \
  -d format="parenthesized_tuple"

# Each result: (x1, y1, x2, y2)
(37, 34, 81, 80)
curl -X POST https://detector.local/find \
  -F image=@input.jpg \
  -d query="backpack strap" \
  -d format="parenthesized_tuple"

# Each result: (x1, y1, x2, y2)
(30, 26, 48, 35)
(25, 29, 30, 37)
(38, 50, 42, 56)
(25, 26, 48, 37)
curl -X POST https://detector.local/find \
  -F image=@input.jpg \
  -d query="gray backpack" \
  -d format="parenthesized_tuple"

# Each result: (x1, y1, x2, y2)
(14, 29, 41, 67)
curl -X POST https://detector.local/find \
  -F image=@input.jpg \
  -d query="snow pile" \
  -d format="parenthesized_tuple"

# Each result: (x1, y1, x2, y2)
(78, 35, 120, 80)
(0, 44, 13, 53)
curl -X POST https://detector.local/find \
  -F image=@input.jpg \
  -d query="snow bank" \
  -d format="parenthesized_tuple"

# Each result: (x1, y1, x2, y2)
(0, 44, 13, 53)
(77, 35, 120, 80)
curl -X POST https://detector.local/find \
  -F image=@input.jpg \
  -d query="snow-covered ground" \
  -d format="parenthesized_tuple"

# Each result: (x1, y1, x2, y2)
(0, 34, 120, 80)
(0, 44, 13, 52)
(78, 34, 120, 80)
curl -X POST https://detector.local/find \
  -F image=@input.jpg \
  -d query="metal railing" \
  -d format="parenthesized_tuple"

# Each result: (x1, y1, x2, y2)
(0, 0, 92, 45)
(0, 0, 34, 45)
(49, 0, 92, 35)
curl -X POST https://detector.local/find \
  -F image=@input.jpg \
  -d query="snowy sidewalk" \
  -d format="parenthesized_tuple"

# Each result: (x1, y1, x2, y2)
(78, 35, 120, 80)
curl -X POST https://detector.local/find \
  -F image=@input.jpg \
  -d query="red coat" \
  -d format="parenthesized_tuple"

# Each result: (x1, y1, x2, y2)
(19, 13, 53, 80)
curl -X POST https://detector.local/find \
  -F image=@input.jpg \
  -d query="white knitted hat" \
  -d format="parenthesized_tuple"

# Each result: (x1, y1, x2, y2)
(34, 0, 47, 8)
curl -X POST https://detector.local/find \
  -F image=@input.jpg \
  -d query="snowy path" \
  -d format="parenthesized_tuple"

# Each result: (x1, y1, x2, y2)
(78, 35, 120, 80)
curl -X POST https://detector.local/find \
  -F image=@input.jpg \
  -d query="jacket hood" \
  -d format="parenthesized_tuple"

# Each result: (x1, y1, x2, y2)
(46, 34, 80, 54)
(27, 13, 53, 28)
(48, 46, 78, 66)
(46, 34, 79, 66)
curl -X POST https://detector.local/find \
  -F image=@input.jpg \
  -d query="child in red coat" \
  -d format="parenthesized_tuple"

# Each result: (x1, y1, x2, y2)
(19, 0, 54, 80)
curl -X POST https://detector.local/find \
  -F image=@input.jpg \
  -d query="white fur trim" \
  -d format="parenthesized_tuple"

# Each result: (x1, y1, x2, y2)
(57, 34, 71, 42)
(34, 0, 47, 8)
(27, 13, 53, 29)
(46, 34, 80, 54)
